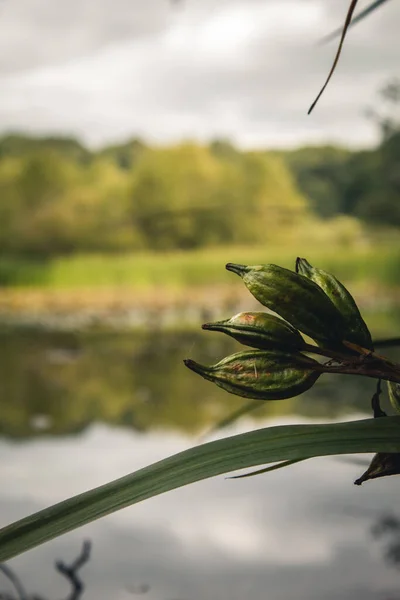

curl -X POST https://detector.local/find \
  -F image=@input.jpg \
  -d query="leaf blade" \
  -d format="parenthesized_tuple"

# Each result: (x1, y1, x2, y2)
(1, 417, 400, 562)
(228, 458, 306, 479)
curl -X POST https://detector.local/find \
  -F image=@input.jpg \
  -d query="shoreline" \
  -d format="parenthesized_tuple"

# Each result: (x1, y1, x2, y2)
(0, 282, 398, 331)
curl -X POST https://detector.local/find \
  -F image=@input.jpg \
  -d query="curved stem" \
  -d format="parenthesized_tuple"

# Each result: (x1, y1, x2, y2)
(318, 363, 400, 384)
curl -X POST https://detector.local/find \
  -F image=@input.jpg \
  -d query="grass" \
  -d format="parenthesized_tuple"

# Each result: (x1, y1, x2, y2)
(1, 241, 400, 290)
(0, 240, 398, 318)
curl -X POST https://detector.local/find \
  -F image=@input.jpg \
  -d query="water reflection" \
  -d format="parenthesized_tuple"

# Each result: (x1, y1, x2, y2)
(0, 325, 400, 599)
(0, 328, 398, 439)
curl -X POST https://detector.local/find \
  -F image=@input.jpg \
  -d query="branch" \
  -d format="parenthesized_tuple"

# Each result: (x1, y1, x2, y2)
(320, 0, 393, 45)
(0, 564, 28, 600)
(55, 541, 91, 600)
(308, 0, 360, 114)
(318, 362, 400, 384)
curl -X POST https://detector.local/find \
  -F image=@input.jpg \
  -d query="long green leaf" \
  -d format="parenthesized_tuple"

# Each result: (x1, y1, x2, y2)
(1, 417, 400, 562)
(228, 458, 306, 479)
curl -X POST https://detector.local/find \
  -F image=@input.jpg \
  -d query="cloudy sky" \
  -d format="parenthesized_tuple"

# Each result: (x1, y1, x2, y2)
(0, 0, 398, 149)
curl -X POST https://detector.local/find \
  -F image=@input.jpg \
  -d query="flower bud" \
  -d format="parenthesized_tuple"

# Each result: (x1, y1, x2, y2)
(184, 350, 321, 401)
(202, 311, 305, 351)
(225, 262, 346, 346)
(296, 257, 373, 349)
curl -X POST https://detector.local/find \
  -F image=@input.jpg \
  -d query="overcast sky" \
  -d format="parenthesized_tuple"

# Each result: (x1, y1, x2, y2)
(0, 0, 398, 149)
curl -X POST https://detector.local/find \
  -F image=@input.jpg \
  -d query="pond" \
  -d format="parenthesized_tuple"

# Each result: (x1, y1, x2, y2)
(1, 320, 400, 600)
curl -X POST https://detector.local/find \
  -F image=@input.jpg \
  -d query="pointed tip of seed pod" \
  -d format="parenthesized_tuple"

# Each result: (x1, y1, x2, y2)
(353, 452, 400, 487)
(296, 257, 312, 275)
(183, 358, 209, 377)
(225, 263, 248, 277)
(202, 322, 225, 332)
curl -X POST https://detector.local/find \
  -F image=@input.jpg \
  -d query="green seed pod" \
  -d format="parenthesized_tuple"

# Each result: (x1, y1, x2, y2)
(202, 312, 305, 351)
(387, 381, 400, 415)
(296, 257, 373, 350)
(184, 350, 321, 401)
(225, 262, 346, 346)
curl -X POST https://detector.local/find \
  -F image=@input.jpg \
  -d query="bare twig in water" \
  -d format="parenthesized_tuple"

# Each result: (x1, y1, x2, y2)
(0, 563, 28, 600)
(0, 541, 91, 600)
(55, 540, 91, 600)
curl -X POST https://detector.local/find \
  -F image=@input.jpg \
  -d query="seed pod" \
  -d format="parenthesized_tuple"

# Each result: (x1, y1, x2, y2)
(354, 452, 400, 486)
(387, 381, 400, 415)
(225, 263, 346, 346)
(202, 312, 305, 351)
(184, 350, 321, 401)
(296, 257, 373, 350)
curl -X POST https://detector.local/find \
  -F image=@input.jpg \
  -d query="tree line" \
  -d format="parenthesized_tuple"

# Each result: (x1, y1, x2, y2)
(0, 128, 398, 257)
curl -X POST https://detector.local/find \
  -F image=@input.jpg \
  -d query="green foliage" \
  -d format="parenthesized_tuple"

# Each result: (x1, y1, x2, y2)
(283, 146, 352, 218)
(0, 131, 398, 261)
(354, 132, 400, 226)
(0, 416, 400, 562)
(0, 149, 133, 256)
(98, 137, 146, 170)
(0, 136, 309, 257)
(283, 135, 400, 227)
(0, 134, 90, 163)
(0, 240, 399, 290)
(128, 144, 308, 250)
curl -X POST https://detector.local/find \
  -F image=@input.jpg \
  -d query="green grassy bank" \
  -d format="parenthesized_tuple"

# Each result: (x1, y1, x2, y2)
(1, 241, 399, 290)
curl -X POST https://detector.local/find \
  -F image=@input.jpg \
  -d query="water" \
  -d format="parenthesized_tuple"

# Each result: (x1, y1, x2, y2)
(0, 327, 400, 599)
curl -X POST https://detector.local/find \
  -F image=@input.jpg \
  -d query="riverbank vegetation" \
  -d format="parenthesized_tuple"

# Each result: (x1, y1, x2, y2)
(0, 129, 399, 297)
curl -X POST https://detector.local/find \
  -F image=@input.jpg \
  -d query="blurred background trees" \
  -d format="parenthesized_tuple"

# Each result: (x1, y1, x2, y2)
(0, 79, 398, 259)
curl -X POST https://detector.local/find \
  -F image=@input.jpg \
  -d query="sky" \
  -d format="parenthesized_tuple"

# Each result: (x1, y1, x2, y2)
(0, 0, 398, 149)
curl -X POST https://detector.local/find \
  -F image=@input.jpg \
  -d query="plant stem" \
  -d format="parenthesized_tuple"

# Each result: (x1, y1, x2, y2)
(318, 363, 400, 384)
(302, 343, 400, 383)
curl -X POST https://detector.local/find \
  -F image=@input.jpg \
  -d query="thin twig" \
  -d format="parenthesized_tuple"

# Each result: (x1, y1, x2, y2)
(302, 342, 400, 383)
(317, 363, 400, 384)
(55, 540, 91, 600)
(0, 564, 28, 600)
(308, 0, 360, 114)
(320, 0, 392, 45)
